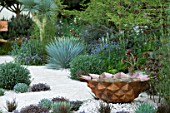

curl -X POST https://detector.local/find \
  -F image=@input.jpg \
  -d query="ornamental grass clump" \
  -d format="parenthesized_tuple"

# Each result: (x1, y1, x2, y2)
(46, 37, 84, 69)
(0, 62, 31, 90)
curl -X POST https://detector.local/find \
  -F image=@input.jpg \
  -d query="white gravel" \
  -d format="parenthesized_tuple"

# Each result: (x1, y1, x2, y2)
(78, 93, 157, 113)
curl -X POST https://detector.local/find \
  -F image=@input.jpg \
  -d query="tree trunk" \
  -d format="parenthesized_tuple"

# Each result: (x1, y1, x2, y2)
(32, 14, 46, 41)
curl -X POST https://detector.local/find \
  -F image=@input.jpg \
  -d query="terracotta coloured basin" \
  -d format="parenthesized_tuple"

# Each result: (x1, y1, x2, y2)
(85, 80, 149, 103)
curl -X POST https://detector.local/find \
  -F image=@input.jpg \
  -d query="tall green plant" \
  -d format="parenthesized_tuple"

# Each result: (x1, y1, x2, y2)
(155, 35, 170, 104)
(18, 0, 57, 41)
(46, 37, 84, 69)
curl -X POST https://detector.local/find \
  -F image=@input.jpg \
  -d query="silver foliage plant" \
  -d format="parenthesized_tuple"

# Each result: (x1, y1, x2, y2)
(46, 37, 84, 69)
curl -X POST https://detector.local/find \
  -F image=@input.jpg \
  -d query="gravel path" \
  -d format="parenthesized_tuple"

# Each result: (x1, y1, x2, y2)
(0, 56, 93, 112)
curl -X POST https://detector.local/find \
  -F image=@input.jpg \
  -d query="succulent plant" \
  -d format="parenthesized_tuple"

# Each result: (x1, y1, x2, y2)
(135, 103, 156, 113)
(98, 102, 111, 113)
(70, 100, 83, 111)
(5, 99, 17, 112)
(51, 101, 73, 113)
(13, 83, 28, 93)
(52, 96, 69, 103)
(20, 105, 49, 113)
(30, 83, 50, 92)
(38, 98, 52, 110)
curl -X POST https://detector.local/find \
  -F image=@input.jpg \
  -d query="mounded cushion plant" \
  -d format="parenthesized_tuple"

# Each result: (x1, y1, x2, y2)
(13, 83, 28, 93)
(0, 62, 31, 90)
(38, 98, 52, 110)
(46, 37, 84, 69)
(70, 55, 107, 80)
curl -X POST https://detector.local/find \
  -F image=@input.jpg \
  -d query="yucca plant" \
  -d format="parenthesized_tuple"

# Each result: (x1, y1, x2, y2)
(46, 37, 84, 69)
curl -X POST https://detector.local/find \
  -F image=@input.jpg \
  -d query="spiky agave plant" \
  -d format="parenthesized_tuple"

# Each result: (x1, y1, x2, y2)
(46, 37, 84, 69)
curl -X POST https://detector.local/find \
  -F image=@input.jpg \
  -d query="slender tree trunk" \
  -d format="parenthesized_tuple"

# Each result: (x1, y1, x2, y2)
(32, 14, 46, 41)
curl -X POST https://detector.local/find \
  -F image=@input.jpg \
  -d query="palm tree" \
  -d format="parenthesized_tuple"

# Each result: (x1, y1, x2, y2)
(18, 0, 57, 41)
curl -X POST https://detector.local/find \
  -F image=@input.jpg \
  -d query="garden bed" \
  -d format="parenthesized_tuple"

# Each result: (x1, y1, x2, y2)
(0, 56, 157, 113)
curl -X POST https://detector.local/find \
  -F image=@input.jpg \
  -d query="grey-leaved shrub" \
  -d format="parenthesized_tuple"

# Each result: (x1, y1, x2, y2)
(13, 83, 28, 93)
(70, 55, 107, 80)
(46, 37, 84, 69)
(0, 62, 31, 90)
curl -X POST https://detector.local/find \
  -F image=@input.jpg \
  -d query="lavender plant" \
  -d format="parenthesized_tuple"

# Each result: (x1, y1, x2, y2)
(10, 39, 46, 65)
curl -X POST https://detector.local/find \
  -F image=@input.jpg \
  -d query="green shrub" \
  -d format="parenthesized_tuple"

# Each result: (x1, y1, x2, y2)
(0, 88, 5, 96)
(135, 103, 156, 113)
(0, 15, 33, 40)
(46, 37, 84, 69)
(38, 98, 52, 110)
(0, 62, 31, 90)
(80, 25, 113, 53)
(0, 42, 12, 55)
(10, 39, 46, 65)
(51, 102, 73, 113)
(70, 55, 107, 80)
(13, 83, 28, 93)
